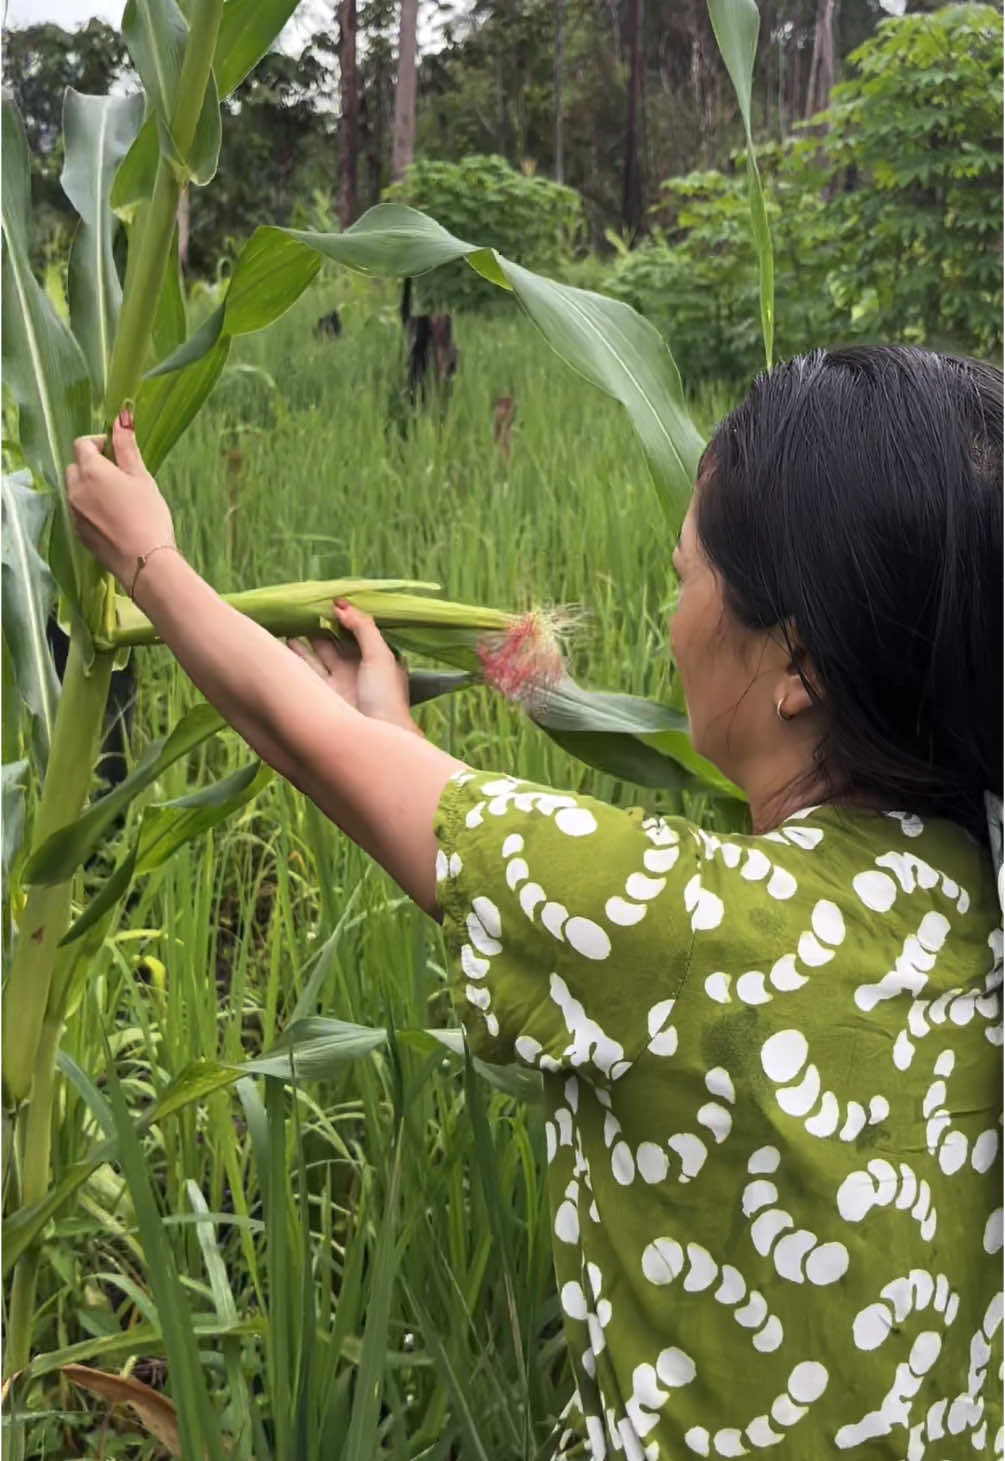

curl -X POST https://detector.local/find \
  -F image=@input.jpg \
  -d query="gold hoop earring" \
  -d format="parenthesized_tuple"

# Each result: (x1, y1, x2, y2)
(775, 697, 793, 723)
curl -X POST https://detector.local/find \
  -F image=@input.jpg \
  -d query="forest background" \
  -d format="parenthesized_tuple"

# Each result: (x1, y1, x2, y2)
(4, 0, 1002, 383)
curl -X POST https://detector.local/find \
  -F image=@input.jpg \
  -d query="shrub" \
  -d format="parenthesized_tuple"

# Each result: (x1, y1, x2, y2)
(383, 154, 585, 312)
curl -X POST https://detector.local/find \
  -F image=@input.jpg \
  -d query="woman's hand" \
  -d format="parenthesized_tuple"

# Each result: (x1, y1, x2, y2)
(65, 412, 176, 593)
(288, 602, 419, 735)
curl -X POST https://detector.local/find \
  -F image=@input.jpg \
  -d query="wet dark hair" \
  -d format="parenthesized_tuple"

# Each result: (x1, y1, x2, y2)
(696, 345, 1002, 841)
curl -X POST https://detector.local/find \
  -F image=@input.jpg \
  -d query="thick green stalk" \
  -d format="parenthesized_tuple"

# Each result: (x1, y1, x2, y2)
(2, 638, 112, 1107)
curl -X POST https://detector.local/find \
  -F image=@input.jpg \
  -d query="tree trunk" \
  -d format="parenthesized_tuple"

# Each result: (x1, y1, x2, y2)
(391, 0, 418, 183)
(338, 0, 359, 227)
(621, 0, 645, 236)
(804, 0, 836, 118)
(554, 0, 565, 183)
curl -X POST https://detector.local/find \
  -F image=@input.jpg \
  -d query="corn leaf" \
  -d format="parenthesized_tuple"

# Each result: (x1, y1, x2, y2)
(60, 91, 145, 401)
(707, 0, 775, 366)
(1, 472, 60, 767)
(27, 702, 225, 885)
(214, 0, 303, 98)
(289, 208, 706, 530)
(1, 100, 90, 625)
(2, 760, 29, 889)
(139, 208, 704, 530)
(109, 113, 159, 225)
(532, 678, 744, 800)
(60, 760, 272, 945)
(136, 334, 231, 473)
(122, 0, 187, 144)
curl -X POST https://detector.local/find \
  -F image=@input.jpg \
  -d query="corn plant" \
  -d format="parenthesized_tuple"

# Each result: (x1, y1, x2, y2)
(1, 0, 769, 1435)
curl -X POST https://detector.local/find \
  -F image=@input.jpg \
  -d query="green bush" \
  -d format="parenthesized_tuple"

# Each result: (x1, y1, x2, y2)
(383, 154, 584, 312)
(604, 3, 1002, 384)
(786, 2, 1003, 360)
(604, 166, 834, 386)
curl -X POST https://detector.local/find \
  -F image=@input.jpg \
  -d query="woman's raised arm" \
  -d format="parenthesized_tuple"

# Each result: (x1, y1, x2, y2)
(66, 419, 466, 917)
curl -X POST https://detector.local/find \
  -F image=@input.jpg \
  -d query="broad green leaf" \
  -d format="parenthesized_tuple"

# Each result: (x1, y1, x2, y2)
(149, 229, 188, 363)
(707, 0, 775, 365)
(122, 0, 187, 147)
(1, 101, 90, 623)
(185, 68, 222, 186)
(61, 91, 145, 401)
(214, 0, 302, 98)
(110, 113, 159, 224)
(1, 473, 59, 766)
(136, 334, 230, 473)
(27, 702, 224, 884)
(146, 227, 320, 378)
(2, 759, 28, 888)
(60, 760, 271, 944)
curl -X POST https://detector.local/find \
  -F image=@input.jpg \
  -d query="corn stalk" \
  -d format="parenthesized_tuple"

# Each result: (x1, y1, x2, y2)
(3, 0, 226, 1379)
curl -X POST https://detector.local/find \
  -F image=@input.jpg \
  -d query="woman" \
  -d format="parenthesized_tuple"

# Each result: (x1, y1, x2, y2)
(68, 346, 1002, 1458)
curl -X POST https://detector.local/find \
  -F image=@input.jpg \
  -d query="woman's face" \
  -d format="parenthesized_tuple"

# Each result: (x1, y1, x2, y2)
(669, 504, 778, 779)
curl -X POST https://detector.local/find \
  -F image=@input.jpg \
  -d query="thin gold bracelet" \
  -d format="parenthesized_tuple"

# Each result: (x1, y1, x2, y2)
(129, 543, 180, 600)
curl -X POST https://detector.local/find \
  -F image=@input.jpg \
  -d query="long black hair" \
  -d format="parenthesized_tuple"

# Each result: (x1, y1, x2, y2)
(696, 345, 1002, 841)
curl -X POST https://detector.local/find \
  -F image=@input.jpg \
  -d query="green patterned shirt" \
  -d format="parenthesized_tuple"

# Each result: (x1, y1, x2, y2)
(434, 769, 1003, 1460)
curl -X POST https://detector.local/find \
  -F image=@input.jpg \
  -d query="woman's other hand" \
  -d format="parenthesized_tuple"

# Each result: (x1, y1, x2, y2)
(65, 412, 176, 592)
(288, 601, 419, 735)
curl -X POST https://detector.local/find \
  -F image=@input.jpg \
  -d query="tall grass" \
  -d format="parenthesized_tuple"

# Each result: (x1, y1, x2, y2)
(14, 274, 739, 1457)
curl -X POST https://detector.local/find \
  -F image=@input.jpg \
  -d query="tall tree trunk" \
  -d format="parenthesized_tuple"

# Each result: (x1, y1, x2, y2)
(554, 0, 565, 183)
(621, 0, 645, 236)
(391, 0, 418, 182)
(804, 0, 836, 118)
(338, 0, 359, 227)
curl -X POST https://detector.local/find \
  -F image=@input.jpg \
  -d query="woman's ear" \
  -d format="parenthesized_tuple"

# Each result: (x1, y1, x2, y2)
(774, 629, 824, 721)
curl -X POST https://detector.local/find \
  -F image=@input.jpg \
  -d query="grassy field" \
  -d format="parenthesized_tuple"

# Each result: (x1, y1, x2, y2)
(17, 272, 741, 1459)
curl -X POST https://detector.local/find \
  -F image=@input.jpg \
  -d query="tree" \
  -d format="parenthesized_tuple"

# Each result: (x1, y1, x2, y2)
(392, 0, 419, 180)
(339, 0, 360, 226)
(622, 0, 645, 235)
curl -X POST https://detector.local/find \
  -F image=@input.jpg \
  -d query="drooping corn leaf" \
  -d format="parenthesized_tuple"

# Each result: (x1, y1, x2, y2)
(1, 100, 90, 627)
(121, 0, 221, 183)
(531, 677, 743, 801)
(1, 473, 60, 768)
(707, 0, 775, 366)
(60, 91, 145, 401)
(60, 759, 271, 945)
(27, 702, 225, 885)
(142, 207, 705, 530)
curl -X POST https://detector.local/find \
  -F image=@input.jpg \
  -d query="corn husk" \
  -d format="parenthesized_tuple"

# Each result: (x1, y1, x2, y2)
(100, 577, 533, 679)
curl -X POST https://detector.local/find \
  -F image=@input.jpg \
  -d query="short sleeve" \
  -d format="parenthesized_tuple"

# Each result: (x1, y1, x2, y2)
(433, 767, 699, 1078)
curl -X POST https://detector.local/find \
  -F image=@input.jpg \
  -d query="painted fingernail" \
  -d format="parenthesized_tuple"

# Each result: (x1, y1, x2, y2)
(118, 406, 134, 430)
(334, 598, 349, 610)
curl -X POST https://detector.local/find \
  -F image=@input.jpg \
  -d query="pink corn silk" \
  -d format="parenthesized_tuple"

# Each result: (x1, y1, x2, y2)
(476, 611, 567, 710)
